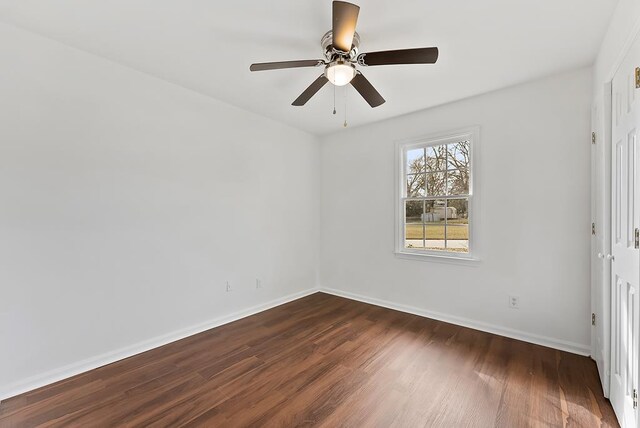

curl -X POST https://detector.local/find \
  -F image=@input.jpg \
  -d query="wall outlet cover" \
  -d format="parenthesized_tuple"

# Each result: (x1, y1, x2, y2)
(509, 295, 520, 309)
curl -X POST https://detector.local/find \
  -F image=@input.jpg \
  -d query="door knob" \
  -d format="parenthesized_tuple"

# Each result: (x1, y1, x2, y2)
(606, 254, 615, 261)
(598, 252, 604, 259)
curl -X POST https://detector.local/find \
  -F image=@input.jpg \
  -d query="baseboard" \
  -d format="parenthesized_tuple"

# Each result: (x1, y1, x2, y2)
(2, 285, 591, 401)
(320, 287, 591, 356)
(0, 287, 320, 402)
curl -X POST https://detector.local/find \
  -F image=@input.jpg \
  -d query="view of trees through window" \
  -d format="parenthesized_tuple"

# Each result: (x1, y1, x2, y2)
(404, 140, 470, 253)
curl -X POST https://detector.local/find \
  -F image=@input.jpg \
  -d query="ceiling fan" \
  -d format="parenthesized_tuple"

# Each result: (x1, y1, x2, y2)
(249, 1, 439, 108)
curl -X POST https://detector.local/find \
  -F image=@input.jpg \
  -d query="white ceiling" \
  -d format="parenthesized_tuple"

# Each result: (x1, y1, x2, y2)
(0, 0, 618, 135)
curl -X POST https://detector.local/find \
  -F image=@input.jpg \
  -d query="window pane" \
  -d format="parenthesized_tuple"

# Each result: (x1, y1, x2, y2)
(426, 172, 446, 196)
(406, 173, 425, 197)
(446, 198, 469, 222)
(406, 148, 425, 173)
(405, 200, 424, 248)
(405, 200, 423, 222)
(446, 199, 469, 253)
(447, 141, 470, 170)
(447, 168, 470, 195)
(425, 200, 446, 251)
(446, 225, 469, 252)
(426, 145, 447, 171)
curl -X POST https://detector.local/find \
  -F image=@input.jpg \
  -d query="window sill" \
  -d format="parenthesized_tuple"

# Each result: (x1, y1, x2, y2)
(394, 250, 480, 265)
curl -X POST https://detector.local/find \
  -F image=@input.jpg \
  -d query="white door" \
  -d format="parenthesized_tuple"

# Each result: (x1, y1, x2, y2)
(610, 34, 640, 428)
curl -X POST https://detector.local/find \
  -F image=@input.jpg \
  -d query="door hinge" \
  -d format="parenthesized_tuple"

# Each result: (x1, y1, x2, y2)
(592, 223, 596, 236)
(592, 132, 596, 144)
(635, 228, 639, 249)
(634, 388, 638, 409)
(636, 67, 640, 89)
(591, 313, 596, 326)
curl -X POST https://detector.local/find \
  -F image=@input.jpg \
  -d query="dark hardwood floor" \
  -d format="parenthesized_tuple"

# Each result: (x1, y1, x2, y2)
(0, 292, 618, 427)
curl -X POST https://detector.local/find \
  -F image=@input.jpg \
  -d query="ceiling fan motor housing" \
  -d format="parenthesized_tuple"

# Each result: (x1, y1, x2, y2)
(321, 30, 360, 61)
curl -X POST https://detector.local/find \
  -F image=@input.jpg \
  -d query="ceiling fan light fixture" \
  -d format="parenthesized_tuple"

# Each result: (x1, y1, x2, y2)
(325, 60, 356, 86)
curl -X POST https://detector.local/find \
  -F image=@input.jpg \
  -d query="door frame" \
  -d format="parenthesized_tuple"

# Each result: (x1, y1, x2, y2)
(592, 82, 613, 397)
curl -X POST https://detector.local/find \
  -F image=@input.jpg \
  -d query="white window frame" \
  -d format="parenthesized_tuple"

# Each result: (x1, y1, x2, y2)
(395, 127, 480, 263)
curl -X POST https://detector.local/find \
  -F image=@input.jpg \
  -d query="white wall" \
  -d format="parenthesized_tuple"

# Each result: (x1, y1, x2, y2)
(320, 68, 593, 354)
(0, 23, 320, 399)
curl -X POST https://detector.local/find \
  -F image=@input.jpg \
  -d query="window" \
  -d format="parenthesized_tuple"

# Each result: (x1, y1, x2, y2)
(396, 128, 477, 260)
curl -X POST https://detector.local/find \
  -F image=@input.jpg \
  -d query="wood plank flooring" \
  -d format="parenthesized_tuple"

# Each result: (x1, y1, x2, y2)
(0, 292, 618, 427)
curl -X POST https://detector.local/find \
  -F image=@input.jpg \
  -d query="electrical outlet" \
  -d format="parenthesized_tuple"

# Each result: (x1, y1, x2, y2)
(256, 279, 262, 289)
(508, 295, 519, 309)
(226, 281, 232, 292)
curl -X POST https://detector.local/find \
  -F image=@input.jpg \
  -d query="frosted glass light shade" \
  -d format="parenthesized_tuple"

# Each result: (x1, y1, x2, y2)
(325, 63, 356, 86)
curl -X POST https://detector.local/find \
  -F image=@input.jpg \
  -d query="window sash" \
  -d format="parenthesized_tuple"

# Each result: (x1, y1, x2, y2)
(403, 197, 470, 252)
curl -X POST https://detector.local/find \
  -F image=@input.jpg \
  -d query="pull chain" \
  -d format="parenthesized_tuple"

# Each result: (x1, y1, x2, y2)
(343, 86, 348, 127)
(333, 84, 336, 115)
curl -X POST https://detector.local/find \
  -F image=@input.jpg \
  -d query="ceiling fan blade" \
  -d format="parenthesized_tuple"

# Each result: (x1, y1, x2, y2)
(357, 47, 439, 66)
(292, 75, 329, 106)
(332, 1, 360, 52)
(351, 72, 385, 108)
(249, 60, 324, 72)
